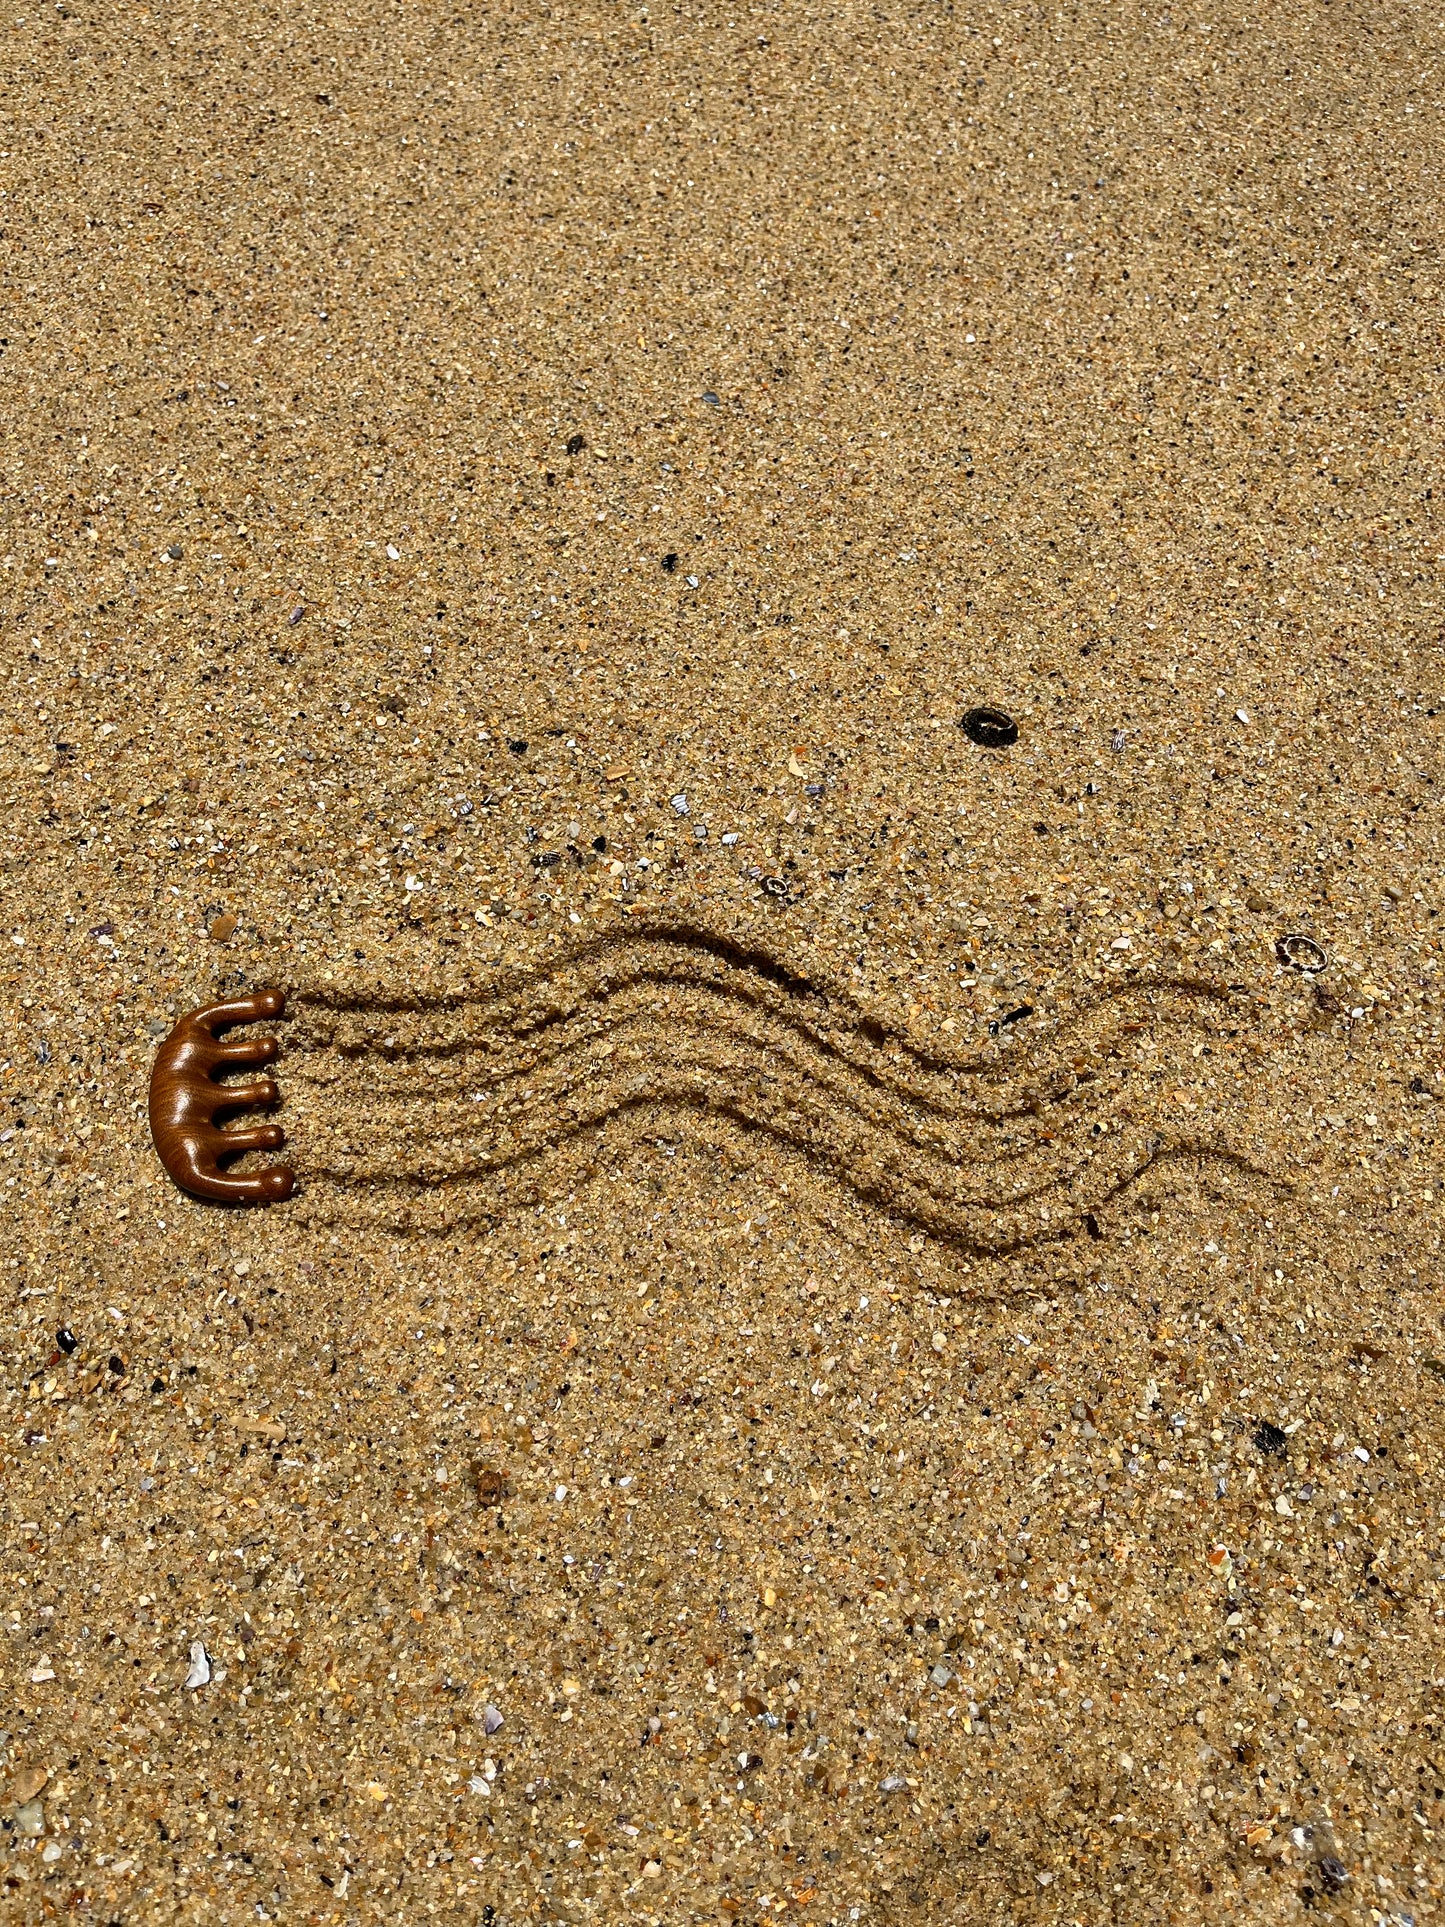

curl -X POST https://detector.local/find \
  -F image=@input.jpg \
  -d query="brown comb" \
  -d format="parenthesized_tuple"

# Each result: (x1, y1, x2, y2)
(148, 988, 294, 1204)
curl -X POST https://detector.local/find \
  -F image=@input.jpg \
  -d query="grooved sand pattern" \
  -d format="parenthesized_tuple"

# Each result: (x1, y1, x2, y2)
(279, 930, 1273, 1245)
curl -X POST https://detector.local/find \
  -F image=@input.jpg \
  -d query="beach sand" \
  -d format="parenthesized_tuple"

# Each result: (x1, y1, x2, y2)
(3, 2, 1444, 1919)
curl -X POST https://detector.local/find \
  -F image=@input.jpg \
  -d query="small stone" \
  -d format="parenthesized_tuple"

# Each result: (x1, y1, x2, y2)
(28, 1657, 55, 1684)
(385, 543, 401, 560)
(481, 1703, 504, 1736)
(670, 793, 689, 816)
(9, 1765, 49, 1804)
(185, 1640, 212, 1690)
(287, 603, 306, 626)
(879, 1773, 908, 1793)
(961, 707, 1019, 749)
(209, 913, 238, 942)
(930, 1662, 952, 1688)
(165, 543, 183, 561)
(473, 1464, 507, 1506)
(233, 1413, 285, 1442)
(364, 1781, 389, 1801)
(13, 1800, 45, 1839)
(56, 1328, 77, 1355)
(41, 1841, 63, 1863)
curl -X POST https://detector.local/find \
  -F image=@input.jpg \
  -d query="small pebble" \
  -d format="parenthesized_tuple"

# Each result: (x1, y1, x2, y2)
(1318, 1856, 1349, 1892)
(9, 1766, 49, 1804)
(961, 707, 1019, 749)
(13, 1801, 45, 1839)
(185, 1641, 212, 1690)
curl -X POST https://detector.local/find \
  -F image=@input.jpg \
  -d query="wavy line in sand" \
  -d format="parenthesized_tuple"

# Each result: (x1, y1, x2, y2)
(262, 919, 1281, 1249)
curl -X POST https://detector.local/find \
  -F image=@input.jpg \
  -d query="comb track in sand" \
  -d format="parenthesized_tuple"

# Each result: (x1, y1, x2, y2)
(271, 921, 1283, 1247)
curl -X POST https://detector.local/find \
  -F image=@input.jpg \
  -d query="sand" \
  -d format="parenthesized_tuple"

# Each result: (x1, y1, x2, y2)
(3, 1, 1444, 1920)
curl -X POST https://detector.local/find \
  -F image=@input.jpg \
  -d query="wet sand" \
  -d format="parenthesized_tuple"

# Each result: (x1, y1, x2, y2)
(3, 2, 1444, 1920)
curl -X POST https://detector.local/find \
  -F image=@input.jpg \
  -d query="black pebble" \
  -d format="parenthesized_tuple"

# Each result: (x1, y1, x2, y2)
(508, 740, 529, 756)
(1253, 1420, 1288, 1456)
(565, 433, 586, 456)
(108, 1353, 126, 1376)
(57, 1327, 78, 1354)
(661, 552, 678, 573)
(961, 707, 1019, 749)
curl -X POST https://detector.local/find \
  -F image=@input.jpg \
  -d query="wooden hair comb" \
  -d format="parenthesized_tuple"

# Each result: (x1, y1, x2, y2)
(148, 988, 294, 1204)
